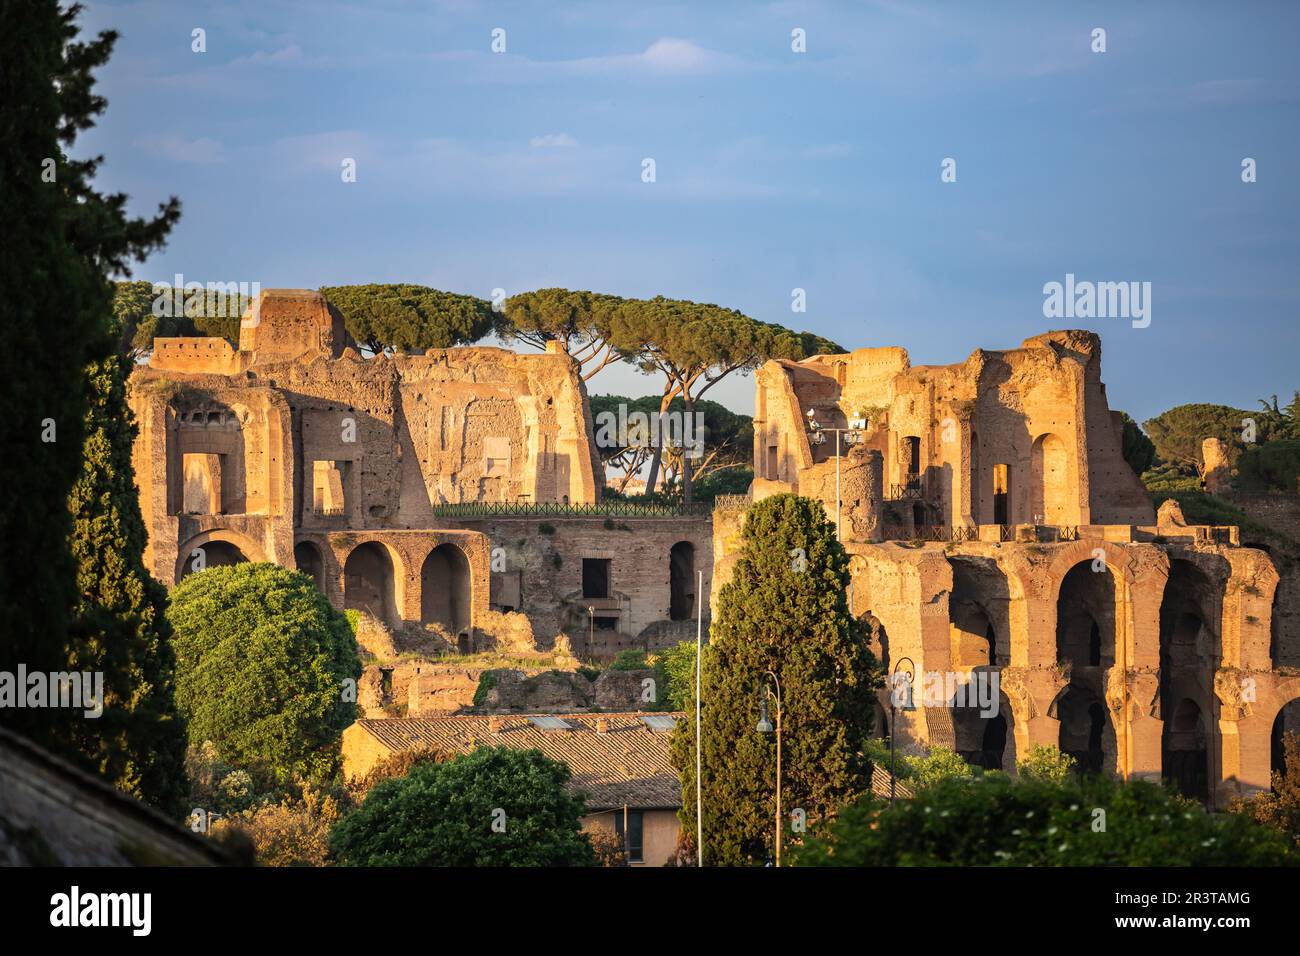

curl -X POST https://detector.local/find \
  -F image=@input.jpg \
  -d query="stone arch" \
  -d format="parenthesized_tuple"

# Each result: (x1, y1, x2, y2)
(294, 540, 326, 592)
(175, 528, 263, 581)
(344, 541, 403, 627)
(952, 686, 1017, 772)
(669, 540, 695, 622)
(861, 611, 890, 673)
(420, 542, 472, 634)
(1056, 560, 1117, 669)
(1163, 697, 1209, 802)
(1051, 684, 1114, 776)
(949, 556, 1011, 668)
(1271, 694, 1300, 784)
(1030, 432, 1070, 524)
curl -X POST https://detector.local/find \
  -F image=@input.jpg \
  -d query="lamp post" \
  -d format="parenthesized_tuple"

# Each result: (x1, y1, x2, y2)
(889, 657, 916, 807)
(805, 409, 864, 540)
(755, 670, 783, 866)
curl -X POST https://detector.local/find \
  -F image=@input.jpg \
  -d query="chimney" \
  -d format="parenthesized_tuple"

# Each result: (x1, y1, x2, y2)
(595, 718, 611, 734)
(489, 717, 504, 734)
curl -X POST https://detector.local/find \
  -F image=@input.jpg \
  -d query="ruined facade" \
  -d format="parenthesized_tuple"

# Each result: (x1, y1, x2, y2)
(128, 290, 709, 655)
(736, 330, 1296, 806)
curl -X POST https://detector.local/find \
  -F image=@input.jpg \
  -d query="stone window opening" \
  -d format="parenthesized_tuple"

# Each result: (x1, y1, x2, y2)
(582, 558, 611, 600)
(993, 463, 1010, 525)
(311, 460, 349, 517)
(614, 809, 644, 863)
(669, 541, 695, 621)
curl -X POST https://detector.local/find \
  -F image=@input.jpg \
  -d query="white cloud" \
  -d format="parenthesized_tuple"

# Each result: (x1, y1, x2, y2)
(562, 37, 742, 75)
(136, 134, 226, 165)
(529, 133, 578, 148)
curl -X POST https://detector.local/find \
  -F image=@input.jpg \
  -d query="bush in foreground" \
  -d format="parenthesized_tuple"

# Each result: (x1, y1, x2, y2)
(794, 774, 1295, 866)
(330, 747, 596, 866)
(169, 563, 360, 787)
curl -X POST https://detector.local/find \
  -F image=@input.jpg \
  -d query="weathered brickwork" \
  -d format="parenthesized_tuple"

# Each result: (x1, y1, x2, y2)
(723, 330, 1297, 807)
(128, 289, 708, 656)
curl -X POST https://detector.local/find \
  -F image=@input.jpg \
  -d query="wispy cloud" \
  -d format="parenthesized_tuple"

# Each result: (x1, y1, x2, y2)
(529, 133, 578, 148)
(136, 134, 226, 164)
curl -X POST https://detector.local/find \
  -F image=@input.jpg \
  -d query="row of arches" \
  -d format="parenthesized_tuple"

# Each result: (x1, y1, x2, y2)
(865, 549, 1292, 802)
(180, 535, 474, 634)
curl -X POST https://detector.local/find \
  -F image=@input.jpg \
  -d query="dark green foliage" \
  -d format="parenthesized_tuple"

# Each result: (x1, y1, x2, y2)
(0, 2, 178, 756)
(610, 649, 649, 671)
(794, 773, 1295, 866)
(329, 747, 596, 866)
(653, 641, 698, 712)
(670, 494, 878, 865)
(1236, 440, 1300, 493)
(1118, 411, 1155, 477)
(168, 563, 361, 787)
(499, 288, 627, 380)
(1143, 403, 1279, 474)
(64, 356, 189, 816)
(319, 283, 496, 355)
(111, 279, 247, 358)
(1232, 732, 1300, 849)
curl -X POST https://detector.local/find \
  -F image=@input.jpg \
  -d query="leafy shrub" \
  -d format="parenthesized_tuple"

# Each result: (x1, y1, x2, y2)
(472, 671, 498, 707)
(168, 563, 361, 787)
(611, 649, 649, 671)
(1016, 744, 1077, 784)
(653, 641, 698, 712)
(212, 787, 345, 867)
(864, 739, 976, 788)
(795, 774, 1296, 866)
(330, 747, 596, 866)
(1231, 731, 1300, 849)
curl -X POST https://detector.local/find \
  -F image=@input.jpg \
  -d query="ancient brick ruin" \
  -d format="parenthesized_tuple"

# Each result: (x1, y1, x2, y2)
(734, 329, 1295, 806)
(127, 292, 1296, 806)
(128, 289, 710, 658)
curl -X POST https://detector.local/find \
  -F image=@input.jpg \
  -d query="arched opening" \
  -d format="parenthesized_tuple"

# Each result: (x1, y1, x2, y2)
(902, 435, 921, 480)
(912, 502, 926, 531)
(1030, 432, 1070, 524)
(862, 613, 889, 673)
(294, 541, 325, 592)
(953, 690, 1015, 772)
(345, 542, 398, 626)
(1162, 698, 1209, 802)
(992, 463, 1010, 525)
(950, 600, 995, 669)
(1272, 699, 1300, 785)
(178, 539, 248, 579)
(1056, 561, 1116, 669)
(421, 543, 472, 634)
(1054, 686, 1111, 776)
(669, 541, 695, 621)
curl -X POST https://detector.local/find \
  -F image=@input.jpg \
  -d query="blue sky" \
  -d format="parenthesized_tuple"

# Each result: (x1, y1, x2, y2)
(79, 0, 1299, 421)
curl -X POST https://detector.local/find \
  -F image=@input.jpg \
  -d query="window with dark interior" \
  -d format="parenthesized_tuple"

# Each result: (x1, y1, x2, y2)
(582, 558, 611, 599)
(614, 810, 644, 863)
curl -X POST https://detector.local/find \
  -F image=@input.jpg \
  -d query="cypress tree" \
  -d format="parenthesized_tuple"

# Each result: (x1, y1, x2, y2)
(65, 355, 189, 817)
(670, 494, 879, 865)
(1, 2, 180, 789)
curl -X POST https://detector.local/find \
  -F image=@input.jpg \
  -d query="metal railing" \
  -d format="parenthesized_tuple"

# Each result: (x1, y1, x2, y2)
(431, 500, 713, 519)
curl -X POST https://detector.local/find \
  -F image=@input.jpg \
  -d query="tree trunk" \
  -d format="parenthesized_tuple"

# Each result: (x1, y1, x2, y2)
(644, 391, 676, 495)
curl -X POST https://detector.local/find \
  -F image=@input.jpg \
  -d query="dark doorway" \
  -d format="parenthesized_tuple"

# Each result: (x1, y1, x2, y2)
(344, 542, 397, 625)
(294, 541, 325, 591)
(1162, 698, 1209, 802)
(669, 541, 695, 621)
(993, 463, 1010, 525)
(582, 558, 611, 599)
(421, 543, 472, 633)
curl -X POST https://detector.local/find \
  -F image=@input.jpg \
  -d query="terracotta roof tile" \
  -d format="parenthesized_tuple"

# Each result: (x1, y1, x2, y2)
(354, 712, 684, 810)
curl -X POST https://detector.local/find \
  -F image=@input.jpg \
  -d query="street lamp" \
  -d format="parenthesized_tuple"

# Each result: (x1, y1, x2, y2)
(805, 409, 863, 540)
(889, 657, 916, 807)
(755, 670, 783, 867)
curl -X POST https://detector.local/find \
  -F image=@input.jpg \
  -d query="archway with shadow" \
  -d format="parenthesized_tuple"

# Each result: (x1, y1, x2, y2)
(1272, 698, 1300, 786)
(294, 541, 325, 592)
(860, 612, 889, 673)
(178, 539, 248, 580)
(421, 543, 472, 636)
(952, 686, 1016, 772)
(1057, 560, 1116, 670)
(345, 542, 398, 627)
(1158, 559, 1220, 803)
(1162, 698, 1209, 801)
(1051, 685, 1113, 775)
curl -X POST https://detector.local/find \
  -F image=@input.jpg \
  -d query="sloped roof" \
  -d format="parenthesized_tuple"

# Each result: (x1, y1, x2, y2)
(353, 713, 684, 811)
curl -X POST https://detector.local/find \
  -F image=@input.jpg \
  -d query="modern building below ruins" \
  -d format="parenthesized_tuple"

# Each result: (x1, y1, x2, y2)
(128, 291, 1299, 809)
